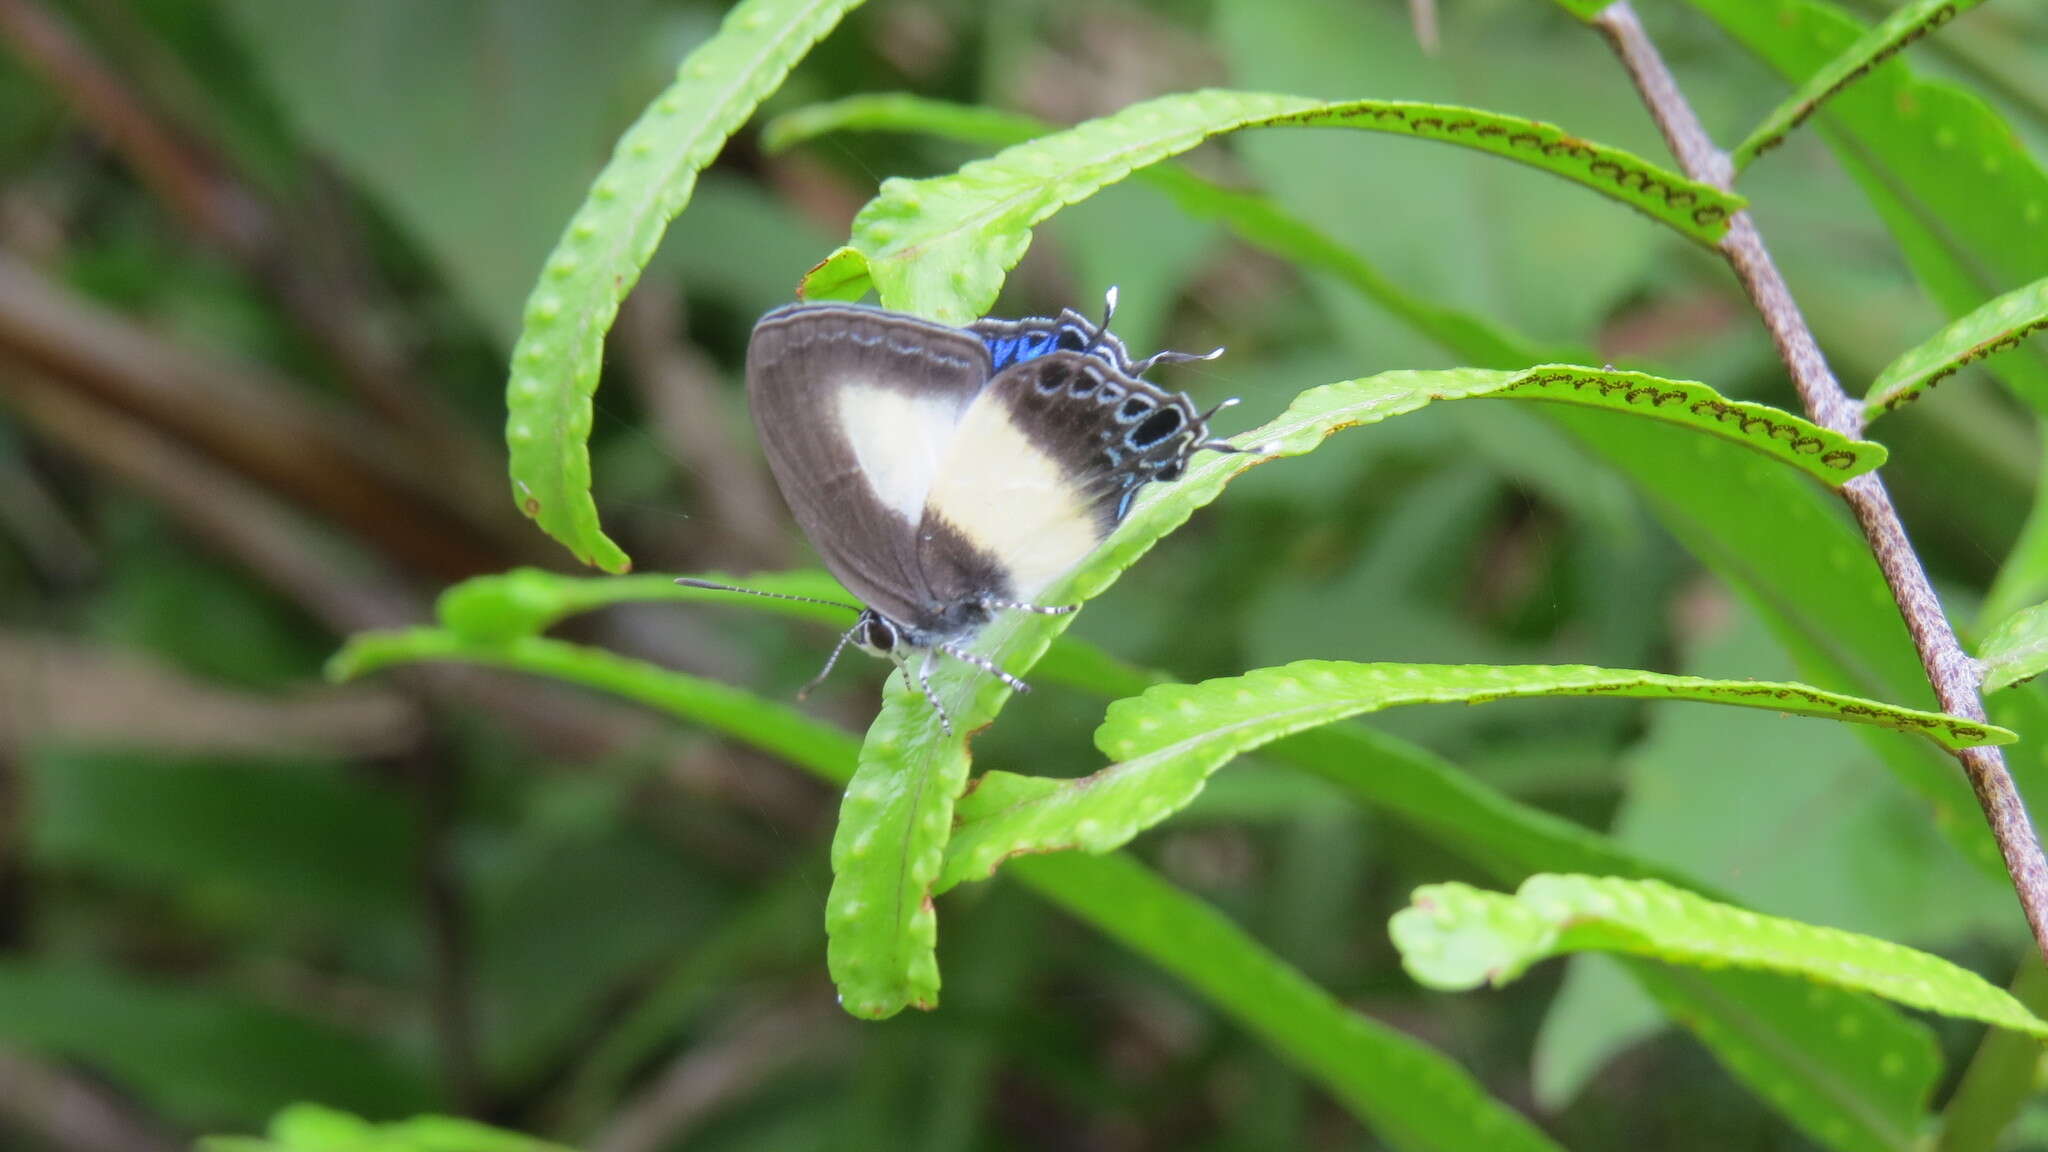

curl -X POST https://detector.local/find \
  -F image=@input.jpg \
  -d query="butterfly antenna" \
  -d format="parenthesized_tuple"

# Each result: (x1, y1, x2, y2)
(673, 577, 860, 613)
(797, 620, 864, 699)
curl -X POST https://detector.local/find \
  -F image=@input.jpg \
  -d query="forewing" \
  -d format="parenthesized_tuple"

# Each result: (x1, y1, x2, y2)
(746, 304, 993, 626)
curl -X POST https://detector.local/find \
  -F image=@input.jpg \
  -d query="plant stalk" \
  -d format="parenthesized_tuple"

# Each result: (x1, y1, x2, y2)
(1592, 0, 2048, 965)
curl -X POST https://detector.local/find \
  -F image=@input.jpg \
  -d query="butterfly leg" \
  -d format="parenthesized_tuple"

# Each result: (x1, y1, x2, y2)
(798, 621, 864, 700)
(911, 650, 955, 735)
(936, 642, 1032, 695)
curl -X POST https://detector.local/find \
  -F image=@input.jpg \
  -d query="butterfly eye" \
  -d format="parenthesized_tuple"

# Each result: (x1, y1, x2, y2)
(863, 617, 897, 652)
(1130, 406, 1184, 447)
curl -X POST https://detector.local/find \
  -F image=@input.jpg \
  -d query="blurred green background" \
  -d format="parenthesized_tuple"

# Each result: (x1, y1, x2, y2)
(1, 0, 2045, 1149)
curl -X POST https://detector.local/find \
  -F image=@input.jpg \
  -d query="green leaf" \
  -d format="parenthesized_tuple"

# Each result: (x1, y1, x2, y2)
(763, 92, 1044, 154)
(1981, 601, 2048, 695)
(203, 1104, 576, 1152)
(1014, 854, 1567, 1152)
(1281, 716, 1945, 1152)
(804, 89, 1743, 321)
(28, 749, 414, 928)
(328, 631, 859, 783)
(765, 91, 1572, 367)
(1865, 275, 2048, 417)
(1622, 964, 1939, 1152)
(941, 661, 2008, 893)
(502, 0, 861, 573)
(0, 963, 434, 1129)
(1732, 0, 1991, 168)
(1392, 875, 2048, 1040)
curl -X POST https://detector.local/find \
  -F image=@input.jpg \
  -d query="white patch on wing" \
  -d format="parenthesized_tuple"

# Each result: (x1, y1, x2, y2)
(834, 382, 969, 522)
(925, 394, 1106, 600)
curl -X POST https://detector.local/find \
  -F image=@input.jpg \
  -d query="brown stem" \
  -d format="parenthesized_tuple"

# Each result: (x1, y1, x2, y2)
(1592, 1, 2048, 963)
(0, 1049, 182, 1152)
(0, 253, 514, 581)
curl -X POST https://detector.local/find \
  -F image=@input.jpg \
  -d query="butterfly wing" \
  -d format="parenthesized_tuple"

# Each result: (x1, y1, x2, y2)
(746, 304, 994, 630)
(915, 350, 1210, 607)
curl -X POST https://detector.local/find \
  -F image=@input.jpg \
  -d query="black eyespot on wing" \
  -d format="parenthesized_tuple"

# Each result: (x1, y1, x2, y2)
(1057, 326, 1089, 351)
(1069, 366, 1103, 398)
(1118, 397, 1150, 421)
(1130, 406, 1183, 447)
(1156, 460, 1185, 482)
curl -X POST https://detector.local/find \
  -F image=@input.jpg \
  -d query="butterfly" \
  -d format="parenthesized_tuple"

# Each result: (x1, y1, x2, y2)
(683, 289, 1258, 733)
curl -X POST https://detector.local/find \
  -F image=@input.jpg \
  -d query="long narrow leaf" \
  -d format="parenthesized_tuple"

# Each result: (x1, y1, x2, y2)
(1392, 875, 2048, 1039)
(329, 631, 862, 783)
(1865, 275, 2048, 417)
(1731, 0, 1990, 168)
(941, 661, 2008, 893)
(1016, 854, 1566, 1152)
(203, 1105, 572, 1152)
(800, 90, 1742, 322)
(764, 92, 1573, 368)
(502, 0, 861, 572)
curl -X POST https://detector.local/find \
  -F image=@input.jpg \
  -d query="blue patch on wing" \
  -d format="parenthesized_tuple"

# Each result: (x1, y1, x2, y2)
(983, 329, 1062, 370)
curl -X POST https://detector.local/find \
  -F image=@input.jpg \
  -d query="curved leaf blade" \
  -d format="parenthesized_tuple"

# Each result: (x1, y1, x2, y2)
(1624, 964, 1937, 1152)
(1484, 367, 1882, 481)
(1981, 602, 2048, 695)
(1865, 275, 2048, 418)
(941, 661, 2008, 893)
(1731, 0, 1989, 168)
(763, 92, 1043, 153)
(767, 92, 1573, 366)
(329, 630, 861, 783)
(805, 89, 1743, 322)
(1018, 854, 1567, 1152)
(502, 0, 860, 572)
(204, 1105, 575, 1152)
(1391, 875, 2048, 1039)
